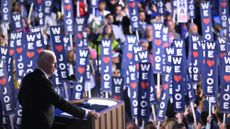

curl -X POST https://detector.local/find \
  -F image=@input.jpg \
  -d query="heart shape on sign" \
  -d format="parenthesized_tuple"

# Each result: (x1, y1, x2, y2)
(37, 48, 44, 54)
(37, 0, 43, 4)
(220, 53, 226, 58)
(114, 96, 121, 100)
(0, 78, 6, 85)
(27, 51, 34, 58)
(130, 82, 137, 89)
(136, 64, 139, 70)
(224, 75, 230, 82)
(65, 4, 71, 10)
(174, 75, 182, 82)
(220, 2, 227, 7)
(203, 18, 210, 25)
(129, 2, 135, 8)
(9, 49, 14, 56)
(163, 83, 168, 90)
(155, 39, 161, 46)
(207, 60, 215, 67)
(77, 67, 85, 74)
(203, 59, 206, 64)
(181, 15, 187, 20)
(141, 82, 148, 89)
(192, 51, 198, 58)
(163, 43, 168, 48)
(16, 47, 23, 54)
(103, 57, 110, 63)
(77, 33, 83, 39)
(127, 53, 133, 59)
(55, 45, 63, 52)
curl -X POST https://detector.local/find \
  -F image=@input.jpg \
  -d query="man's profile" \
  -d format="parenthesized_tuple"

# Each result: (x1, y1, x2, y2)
(18, 50, 99, 129)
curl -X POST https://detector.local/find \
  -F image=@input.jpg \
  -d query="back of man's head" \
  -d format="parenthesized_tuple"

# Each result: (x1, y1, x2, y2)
(37, 50, 56, 70)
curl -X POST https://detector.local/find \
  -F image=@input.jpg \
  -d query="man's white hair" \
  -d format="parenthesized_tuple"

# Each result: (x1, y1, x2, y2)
(37, 50, 56, 66)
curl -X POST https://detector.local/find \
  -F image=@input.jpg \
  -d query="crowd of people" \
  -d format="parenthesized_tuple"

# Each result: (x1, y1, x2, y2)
(0, 0, 230, 129)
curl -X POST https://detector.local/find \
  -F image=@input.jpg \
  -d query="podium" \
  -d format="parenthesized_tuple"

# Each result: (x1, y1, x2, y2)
(53, 98, 125, 129)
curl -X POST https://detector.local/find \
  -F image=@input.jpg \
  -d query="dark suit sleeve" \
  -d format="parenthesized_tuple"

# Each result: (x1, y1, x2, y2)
(44, 80, 86, 119)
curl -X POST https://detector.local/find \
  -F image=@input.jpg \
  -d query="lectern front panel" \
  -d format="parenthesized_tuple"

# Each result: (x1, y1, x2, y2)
(54, 98, 125, 129)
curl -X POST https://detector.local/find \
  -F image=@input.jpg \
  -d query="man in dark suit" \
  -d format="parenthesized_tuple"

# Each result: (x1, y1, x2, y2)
(18, 50, 99, 129)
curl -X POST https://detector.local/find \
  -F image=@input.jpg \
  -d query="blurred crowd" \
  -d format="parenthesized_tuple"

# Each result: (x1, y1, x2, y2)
(0, 0, 230, 129)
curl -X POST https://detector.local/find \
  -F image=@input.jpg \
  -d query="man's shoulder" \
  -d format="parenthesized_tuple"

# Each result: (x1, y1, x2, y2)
(23, 69, 46, 81)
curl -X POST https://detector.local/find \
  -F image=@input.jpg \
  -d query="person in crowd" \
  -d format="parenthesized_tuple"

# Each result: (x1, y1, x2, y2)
(145, 2, 159, 23)
(195, 97, 205, 124)
(113, 4, 131, 35)
(113, 69, 121, 77)
(98, 1, 111, 17)
(166, 19, 181, 45)
(126, 121, 139, 129)
(10, 1, 28, 32)
(66, 47, 76, 76)
(184, 23, 200, 57)
(106, 0, 119, 15)
(112, 51, 120, 71)
(188, 23, 199, 35)
(90, 24, 119, 56)
(139, 39, 149, 51)
(84, 26, 98, 46)
(144, 121, 156, 129)
(12, 1, 21, 13)
(139, 11, 148, 38)
(0, 27, 7, 46)
(144, 25, 154, 52)
(164, 118, 177, 129)
(139, 38, 153, 63)
(87, 1, 110, 34)
(18, 50, 100, 129)
(172, 123, 186, 129)
(104, 13, 126, 42)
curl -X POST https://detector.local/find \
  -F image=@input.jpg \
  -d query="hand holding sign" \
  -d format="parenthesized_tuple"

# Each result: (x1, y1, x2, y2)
(88, 110, 100, 119)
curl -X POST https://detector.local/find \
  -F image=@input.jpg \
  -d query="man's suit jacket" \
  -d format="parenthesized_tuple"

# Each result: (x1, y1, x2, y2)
(18, 69, 85, 129)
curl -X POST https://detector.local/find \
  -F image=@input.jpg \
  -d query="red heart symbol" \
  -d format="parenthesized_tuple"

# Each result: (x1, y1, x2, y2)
(76, 33, 83, 39)
(37, 0, 43, 5)
(16, 47, 23, 54)
(136, 64, 139, 70)
(203, 18, 210, 24)
(37, 48, 44, 54)
(192, 51, 198, 58)
(103, 57, 110, 63)
(203, 59, 206, 64)
(129, 2, 135, 8)
(155, 39, 161, 46)
(174, 75, 182, 82)
(9, 49, 14, 56)
(127, 53, 133, 59)
(64, 4, 71, 10)
(181, 15, 187, 20)
(163, 43, 168, 48)
(114, 96, 121, 100)
(224, 75, 230, 82)
(130, 82, 137, 89)
(220, 53, 226, 58)
(220, 2, 227, 7)
(26, 51, 34, 58)
(0, 78, 6, 85)
(141, 82, 148, 89)
(77, 67, 85, 74)
(207, 60, 215, 67)
(55, 45, 63, 52)
(163, 83, 168, 90)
